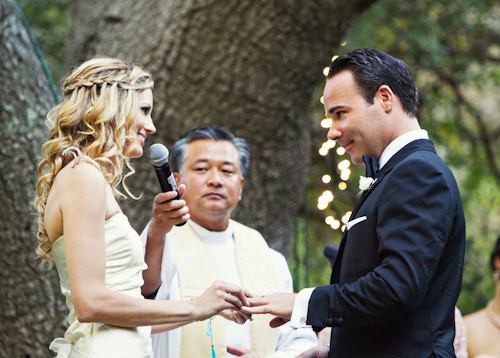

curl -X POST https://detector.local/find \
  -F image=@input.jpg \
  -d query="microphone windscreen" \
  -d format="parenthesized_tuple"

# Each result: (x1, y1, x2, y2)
(148, 143, 169, 166)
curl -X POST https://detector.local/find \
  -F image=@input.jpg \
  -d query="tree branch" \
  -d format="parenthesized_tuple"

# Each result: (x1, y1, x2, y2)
(446, 77, 500, 187)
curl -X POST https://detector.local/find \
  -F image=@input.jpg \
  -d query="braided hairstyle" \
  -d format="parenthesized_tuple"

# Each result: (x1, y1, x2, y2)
(34, 57, 154, 264)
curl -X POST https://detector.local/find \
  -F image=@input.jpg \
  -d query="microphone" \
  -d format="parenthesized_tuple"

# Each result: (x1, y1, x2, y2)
(147, 143, 186, 226)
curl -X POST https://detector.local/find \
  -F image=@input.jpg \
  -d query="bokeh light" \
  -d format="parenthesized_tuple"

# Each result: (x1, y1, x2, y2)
(321, 118, 332, 128)
(317, 200, 328, 210)
(322, 190, 334, 202)
(326, 140, 336, 148)
(337, 159, 350, 171)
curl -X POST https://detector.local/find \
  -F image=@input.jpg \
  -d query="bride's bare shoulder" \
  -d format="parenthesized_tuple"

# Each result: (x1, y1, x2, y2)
(55, 160, 107, 188)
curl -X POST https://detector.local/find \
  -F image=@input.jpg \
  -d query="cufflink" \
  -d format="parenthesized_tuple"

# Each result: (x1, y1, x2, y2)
(300, 316, 307, 325)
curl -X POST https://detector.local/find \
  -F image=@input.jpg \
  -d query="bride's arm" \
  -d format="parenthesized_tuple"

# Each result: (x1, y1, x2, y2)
(151, 322, 188, 334)
(58, 164, 249, 327)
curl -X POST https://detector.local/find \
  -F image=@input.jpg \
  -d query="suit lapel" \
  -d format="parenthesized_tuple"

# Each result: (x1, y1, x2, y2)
(330, 139, 436, 284)
(349, 176, 383, 220)
(376, 139, 435, 178)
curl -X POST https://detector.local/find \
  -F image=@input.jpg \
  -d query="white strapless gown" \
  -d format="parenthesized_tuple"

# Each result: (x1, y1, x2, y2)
(50, 213, 153, 358)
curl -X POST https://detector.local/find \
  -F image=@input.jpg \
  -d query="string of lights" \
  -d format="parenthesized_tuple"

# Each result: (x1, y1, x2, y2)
(316, 49, 352, 232)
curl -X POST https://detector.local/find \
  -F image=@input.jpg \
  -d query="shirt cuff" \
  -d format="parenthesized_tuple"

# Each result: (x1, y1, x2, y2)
(289, 288, 315, 329)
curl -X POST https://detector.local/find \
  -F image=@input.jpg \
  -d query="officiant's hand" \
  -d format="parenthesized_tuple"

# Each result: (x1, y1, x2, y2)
(296, 346, 329, 358)
(143, 185, 189, 297)
(148, 184, 189, 241)
(227, 345, 261, 358)
(241, 293, 296, 322)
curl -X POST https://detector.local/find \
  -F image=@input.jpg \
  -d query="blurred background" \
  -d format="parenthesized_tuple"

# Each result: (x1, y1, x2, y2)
(1, 0, 499, 355)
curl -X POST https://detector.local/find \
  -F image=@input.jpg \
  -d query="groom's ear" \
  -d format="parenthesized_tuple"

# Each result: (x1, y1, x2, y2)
(375, 85, 394, 114)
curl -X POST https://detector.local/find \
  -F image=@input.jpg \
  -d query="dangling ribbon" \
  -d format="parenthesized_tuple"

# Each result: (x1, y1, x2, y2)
(206, 316, 216, 358)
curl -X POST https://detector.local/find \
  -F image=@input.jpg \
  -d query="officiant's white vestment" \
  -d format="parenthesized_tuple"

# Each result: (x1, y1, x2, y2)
(141, 220, 318, 358)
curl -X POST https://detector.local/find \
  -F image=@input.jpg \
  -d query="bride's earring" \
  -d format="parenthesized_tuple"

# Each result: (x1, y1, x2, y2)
(494, 269, 500, 281)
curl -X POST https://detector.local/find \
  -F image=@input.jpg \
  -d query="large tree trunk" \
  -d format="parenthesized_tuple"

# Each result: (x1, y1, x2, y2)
(65, 0, 375, 256)
(0, 0, 66, 357)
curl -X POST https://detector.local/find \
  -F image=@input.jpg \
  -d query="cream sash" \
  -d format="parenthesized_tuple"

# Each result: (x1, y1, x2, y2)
(169, 220, 280, 358)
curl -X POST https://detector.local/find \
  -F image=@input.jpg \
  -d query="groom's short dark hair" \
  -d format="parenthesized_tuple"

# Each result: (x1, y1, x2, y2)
(327, 48, 419, 118)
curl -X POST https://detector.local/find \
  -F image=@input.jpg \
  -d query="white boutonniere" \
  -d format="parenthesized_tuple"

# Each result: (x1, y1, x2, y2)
(358, 176, 377, 196)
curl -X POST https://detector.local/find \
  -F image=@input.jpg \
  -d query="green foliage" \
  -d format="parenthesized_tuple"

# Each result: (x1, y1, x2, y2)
(290, 0, 500, 315)
(18, 0, 70, 84)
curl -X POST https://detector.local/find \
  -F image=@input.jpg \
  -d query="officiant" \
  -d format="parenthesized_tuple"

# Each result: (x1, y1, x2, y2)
(140, 126, 318, 358)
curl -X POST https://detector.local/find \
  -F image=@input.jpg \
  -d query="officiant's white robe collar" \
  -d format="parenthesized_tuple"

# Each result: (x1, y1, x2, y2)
(188, 219, 234, 243)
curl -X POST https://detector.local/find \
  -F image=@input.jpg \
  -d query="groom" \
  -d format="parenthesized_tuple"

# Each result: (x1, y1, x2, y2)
(244, 48, 466, 358)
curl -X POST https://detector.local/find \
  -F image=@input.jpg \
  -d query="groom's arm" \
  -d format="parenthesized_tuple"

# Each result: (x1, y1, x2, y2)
(307, 157, 457, 328)
(269, 250, 318, 357)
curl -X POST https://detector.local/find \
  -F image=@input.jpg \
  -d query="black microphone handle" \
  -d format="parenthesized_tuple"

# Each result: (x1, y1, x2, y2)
(153, 165, 186, 226)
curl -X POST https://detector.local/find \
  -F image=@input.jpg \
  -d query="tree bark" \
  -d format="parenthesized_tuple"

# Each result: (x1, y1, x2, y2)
(65, 0, 376, 257)
(0, 1, 66, 357)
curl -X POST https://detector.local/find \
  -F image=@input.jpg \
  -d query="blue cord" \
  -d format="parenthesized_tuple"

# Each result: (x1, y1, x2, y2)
(12, 0, 60, 103)
(206, 316, 217, 358)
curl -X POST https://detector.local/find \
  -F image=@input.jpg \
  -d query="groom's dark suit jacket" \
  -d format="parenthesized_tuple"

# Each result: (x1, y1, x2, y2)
(307, 140, 465, 358)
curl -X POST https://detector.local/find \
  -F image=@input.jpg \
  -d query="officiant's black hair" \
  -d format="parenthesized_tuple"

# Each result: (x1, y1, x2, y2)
(171, 126, 250, 177)
(327, 48, 419, 118)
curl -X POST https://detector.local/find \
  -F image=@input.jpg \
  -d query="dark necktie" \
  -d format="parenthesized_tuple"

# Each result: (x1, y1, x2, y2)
(362, 155, 379, 178)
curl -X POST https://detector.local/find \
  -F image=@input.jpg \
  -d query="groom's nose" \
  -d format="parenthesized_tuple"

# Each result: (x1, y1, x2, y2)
(327, 123, 342, 142)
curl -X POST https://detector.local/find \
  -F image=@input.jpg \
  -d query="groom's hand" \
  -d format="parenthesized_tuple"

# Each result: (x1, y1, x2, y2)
(241, 293, 296, 321)
(227, 345, 261, 358)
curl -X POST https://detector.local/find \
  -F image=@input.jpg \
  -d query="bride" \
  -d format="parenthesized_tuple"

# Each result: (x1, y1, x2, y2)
(34, 57, 251, 358)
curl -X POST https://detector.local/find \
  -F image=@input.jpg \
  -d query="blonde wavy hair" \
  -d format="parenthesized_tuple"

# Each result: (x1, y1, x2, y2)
(34, 57, 154, 263)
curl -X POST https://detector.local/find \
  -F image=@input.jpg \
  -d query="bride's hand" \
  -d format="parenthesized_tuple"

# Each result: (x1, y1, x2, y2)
(190, 280, 252, 321)
(219, 308, 252, 324)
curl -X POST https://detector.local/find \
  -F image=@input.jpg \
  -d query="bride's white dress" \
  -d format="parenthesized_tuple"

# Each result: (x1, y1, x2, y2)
(50, 213, 153, 358)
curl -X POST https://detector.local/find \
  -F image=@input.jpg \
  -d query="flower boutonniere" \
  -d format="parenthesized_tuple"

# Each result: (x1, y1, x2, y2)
(358, 176, 377, 196)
